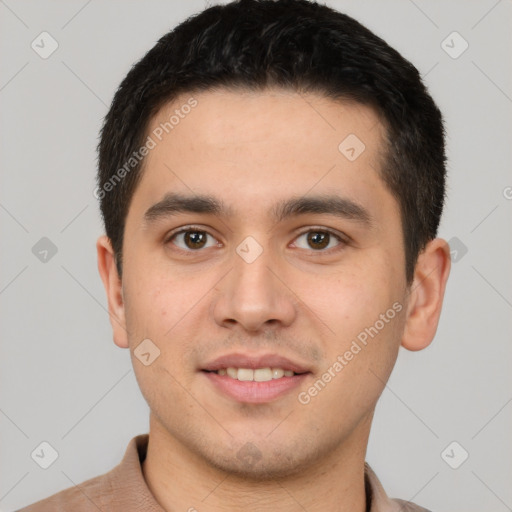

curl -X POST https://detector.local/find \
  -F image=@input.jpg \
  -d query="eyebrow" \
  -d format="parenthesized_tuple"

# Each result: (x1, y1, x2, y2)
(143, 192, 372, 227)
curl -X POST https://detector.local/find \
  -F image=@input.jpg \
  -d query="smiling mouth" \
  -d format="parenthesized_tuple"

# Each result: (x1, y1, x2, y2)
(203, 367, 305, 382)
(202, 368, 310, 404)
(200, 352, 312, 403)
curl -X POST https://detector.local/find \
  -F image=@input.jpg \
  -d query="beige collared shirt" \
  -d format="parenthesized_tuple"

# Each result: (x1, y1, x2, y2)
(18, 434, 431, 512)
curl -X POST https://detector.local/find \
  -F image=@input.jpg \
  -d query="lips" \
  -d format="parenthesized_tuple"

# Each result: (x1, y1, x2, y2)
(200, 352, 312, 403)
(201, 353, 310, 374)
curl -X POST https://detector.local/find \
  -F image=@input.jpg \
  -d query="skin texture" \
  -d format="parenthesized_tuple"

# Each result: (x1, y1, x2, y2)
(97, 89, 451, 512)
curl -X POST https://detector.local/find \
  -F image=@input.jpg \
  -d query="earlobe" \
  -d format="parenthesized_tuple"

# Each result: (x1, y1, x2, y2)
(96, 235, 129, 349)
(401, 238, 451, 351)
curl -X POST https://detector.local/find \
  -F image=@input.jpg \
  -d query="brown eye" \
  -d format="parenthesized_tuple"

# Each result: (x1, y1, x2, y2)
(183, 231, 208, 249)
(168, 229, 217, 251)
(307, 231, 330, 250)
(293, 229, 344, 252)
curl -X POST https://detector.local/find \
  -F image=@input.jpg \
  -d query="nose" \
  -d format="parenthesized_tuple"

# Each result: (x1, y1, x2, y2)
(212, 242, 297, 333)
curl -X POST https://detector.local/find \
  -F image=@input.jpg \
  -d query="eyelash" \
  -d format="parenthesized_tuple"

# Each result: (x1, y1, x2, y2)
(164, 225, 349, 255)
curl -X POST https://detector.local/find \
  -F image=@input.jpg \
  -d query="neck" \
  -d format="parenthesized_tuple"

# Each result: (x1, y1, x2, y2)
(141, 414, 371, 512)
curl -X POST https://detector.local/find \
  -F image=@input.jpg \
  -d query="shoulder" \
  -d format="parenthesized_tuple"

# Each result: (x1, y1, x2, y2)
(16, 434, 150, 512)
(16, 469, 113, 512)
(365, 463, 432, 512)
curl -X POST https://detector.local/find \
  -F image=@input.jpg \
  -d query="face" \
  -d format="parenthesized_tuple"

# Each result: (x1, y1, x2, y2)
(114, 89, 411, 478)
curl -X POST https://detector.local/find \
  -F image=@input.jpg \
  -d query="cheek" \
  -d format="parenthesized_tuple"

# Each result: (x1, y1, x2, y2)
(123, 277, 199, 410)
(309, 268, 398, 331)
(123, 267, 197, 337)
(123, 270, 211, 381)
(307, 262, 405, 390)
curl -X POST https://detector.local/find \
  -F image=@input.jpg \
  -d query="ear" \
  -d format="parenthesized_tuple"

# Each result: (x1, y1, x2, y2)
(96, 235, 129, 348)
(401, 238, 451, 351)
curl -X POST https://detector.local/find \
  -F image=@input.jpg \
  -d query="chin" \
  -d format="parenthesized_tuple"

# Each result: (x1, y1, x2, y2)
(197, 438, 321, 481)
(206, 452, 307, 481)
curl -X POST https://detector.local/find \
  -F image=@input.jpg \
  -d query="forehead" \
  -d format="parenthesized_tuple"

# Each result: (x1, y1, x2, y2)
(131, 88, 394, 224)
(147, 88, 384, 156)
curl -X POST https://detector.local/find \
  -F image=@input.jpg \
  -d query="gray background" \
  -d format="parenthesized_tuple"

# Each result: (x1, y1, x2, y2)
(1, 1, 511, 511)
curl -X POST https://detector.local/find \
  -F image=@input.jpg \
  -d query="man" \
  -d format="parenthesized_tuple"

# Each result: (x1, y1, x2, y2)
(19, 0, 450, 510)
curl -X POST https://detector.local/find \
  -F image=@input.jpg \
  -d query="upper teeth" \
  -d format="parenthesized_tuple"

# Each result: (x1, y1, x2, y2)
(217, 367, 295, 382)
